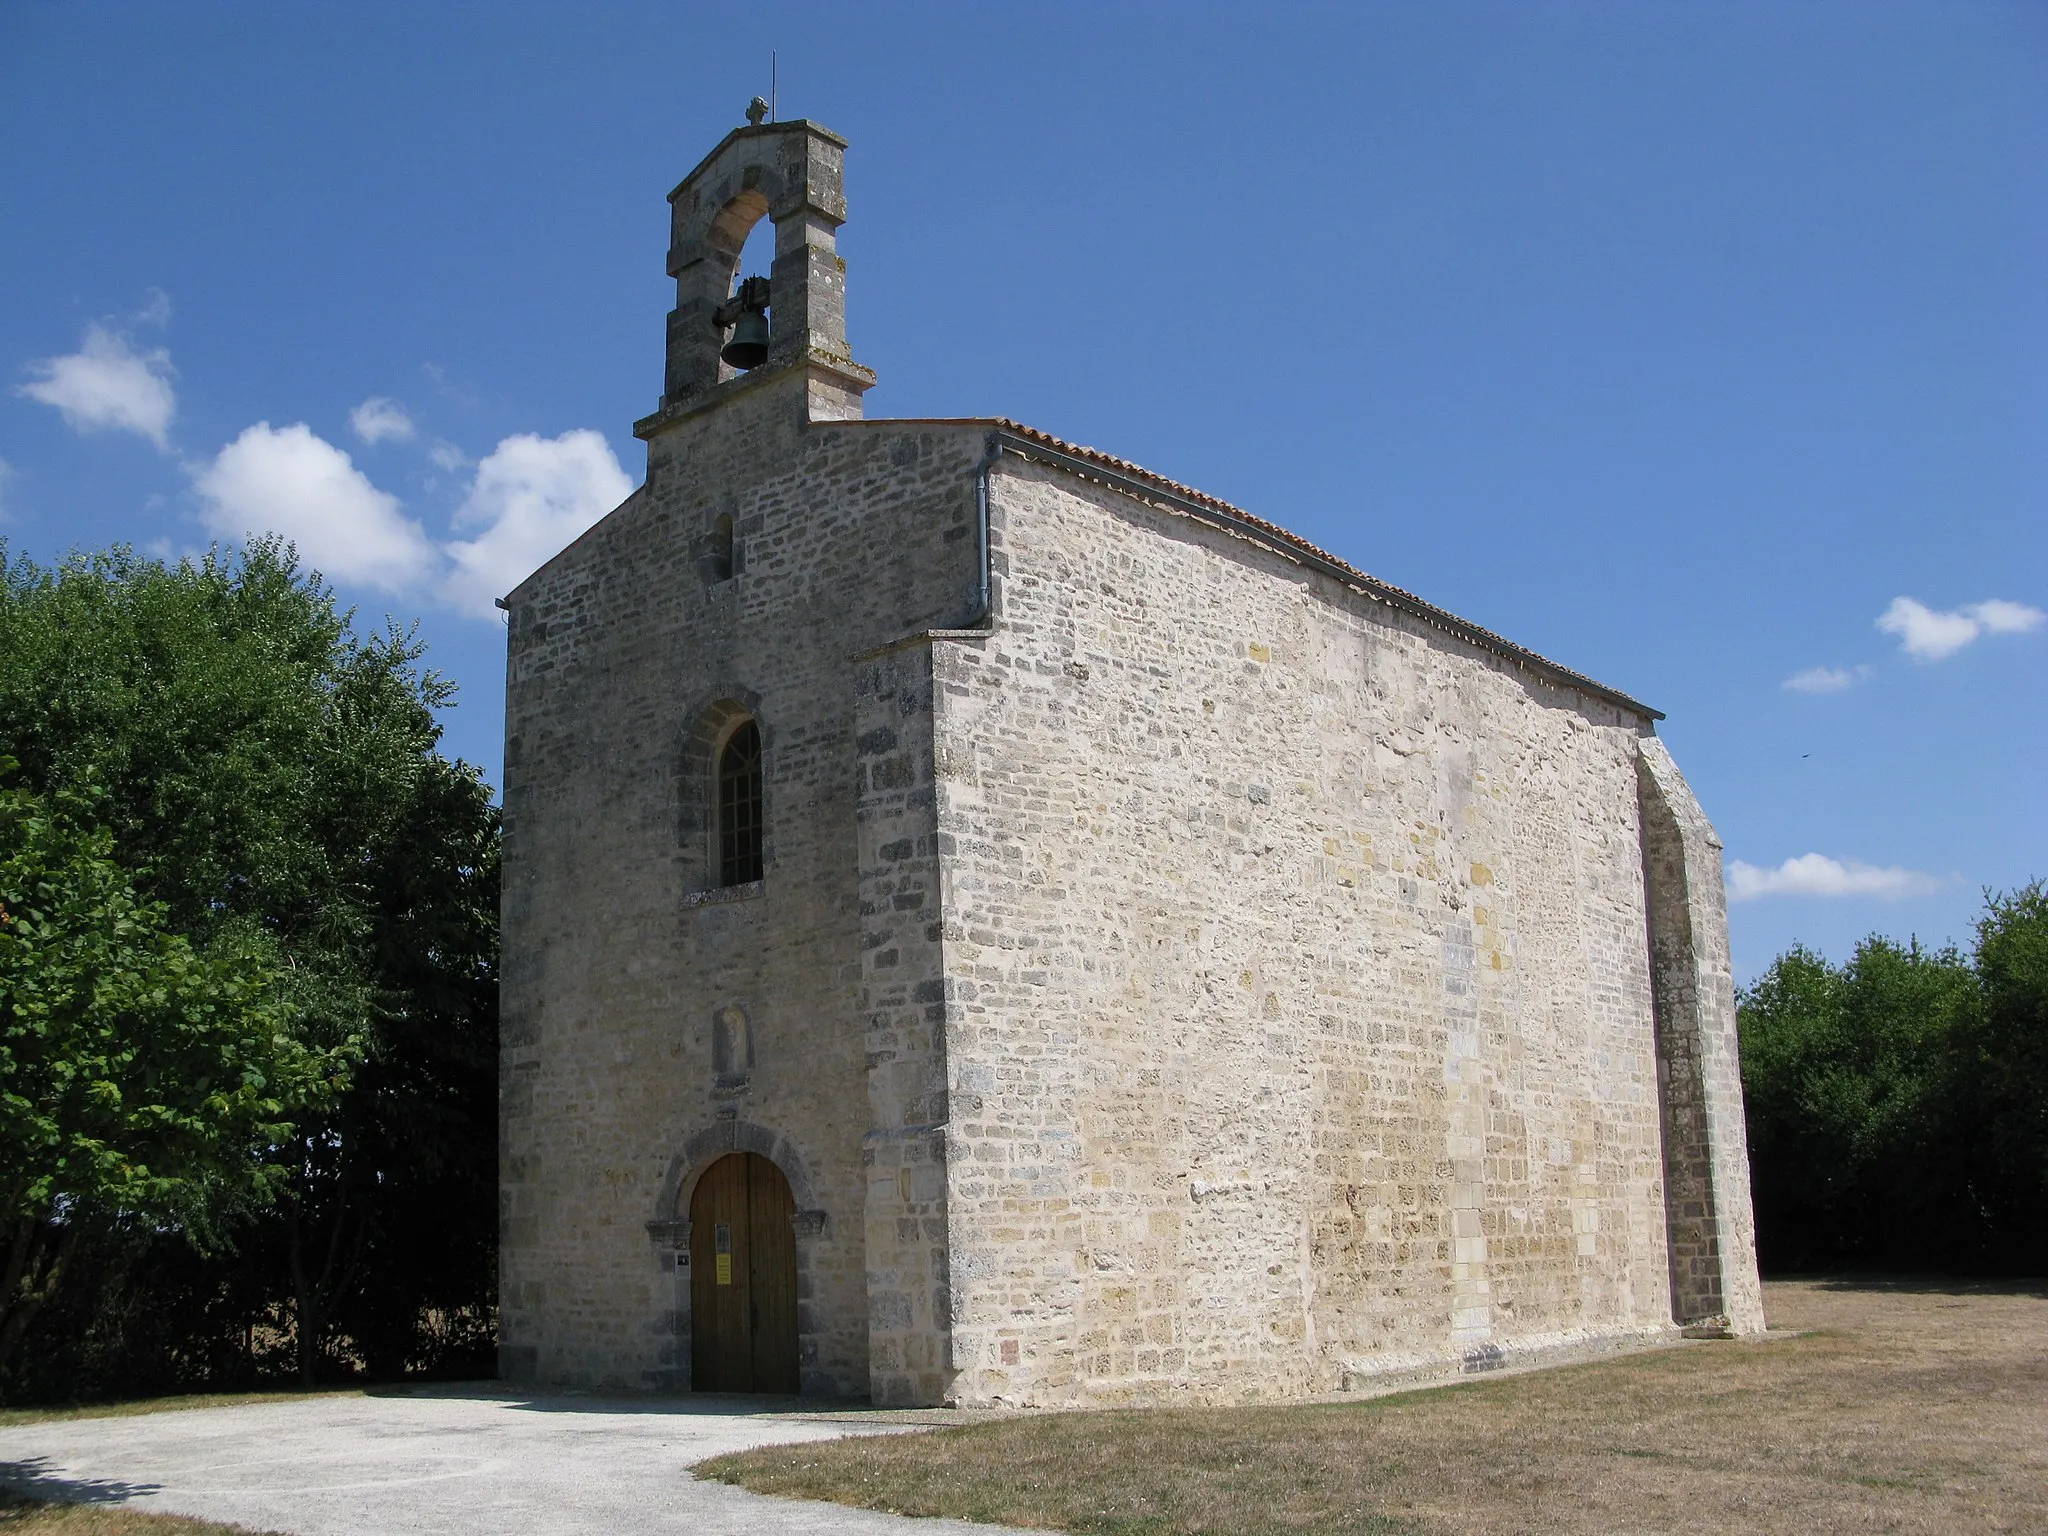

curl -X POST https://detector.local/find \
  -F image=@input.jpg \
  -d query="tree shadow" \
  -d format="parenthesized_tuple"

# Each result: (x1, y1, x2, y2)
(0, 1456, 162, 1505)
(1802, 1273, 2048, 1300)
(365, 1382, 885, 1417)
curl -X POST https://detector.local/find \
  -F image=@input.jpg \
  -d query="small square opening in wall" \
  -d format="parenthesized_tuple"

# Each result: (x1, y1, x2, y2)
(708, 513, 735, 583)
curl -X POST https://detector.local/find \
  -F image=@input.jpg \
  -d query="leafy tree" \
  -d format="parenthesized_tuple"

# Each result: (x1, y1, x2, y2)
(0, 777, 345, 1376)
(1739, 885, 2048, 1274)
(266, 746, 498, 1382)
(0, 541, 498, 1393)
(1960, 882, 2048, 1273)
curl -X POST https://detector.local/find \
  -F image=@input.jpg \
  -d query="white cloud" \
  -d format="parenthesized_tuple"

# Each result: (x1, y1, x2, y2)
(1782, 665, 1864, 694)
(192, 423, 437, 593)
(18, 323, 177, 448)
(134, 289, 172, 328)
(1877, 597, 1977, 660)
(1969, 598, 2044, 635)
(440, 430, 631, 619)
(349, 396, 416, 445)
(428, 439, 469, 472)
(1877, 595, 2044, 661)
(1727, 853, 1946, 903)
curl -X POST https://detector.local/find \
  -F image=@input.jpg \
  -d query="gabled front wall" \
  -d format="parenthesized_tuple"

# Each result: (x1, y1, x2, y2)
(934, 460, 1682, 1406)
(498, 380, 983, 1394)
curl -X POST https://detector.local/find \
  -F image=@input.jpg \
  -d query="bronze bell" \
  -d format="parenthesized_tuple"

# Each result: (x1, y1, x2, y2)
(721, 310, 770, 370)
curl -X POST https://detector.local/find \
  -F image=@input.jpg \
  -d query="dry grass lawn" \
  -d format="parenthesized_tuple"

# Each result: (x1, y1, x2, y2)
(0, 1489, 272, 1536)
(700, 1279, 2048, 1535)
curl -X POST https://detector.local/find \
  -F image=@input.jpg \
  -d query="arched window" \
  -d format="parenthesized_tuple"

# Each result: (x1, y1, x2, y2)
(718, 720, 764, 886)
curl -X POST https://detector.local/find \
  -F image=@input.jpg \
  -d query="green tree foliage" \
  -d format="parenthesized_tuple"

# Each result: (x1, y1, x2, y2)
(0, 778, 344, 1375)
(1960, 884, 2048, 1266)
(0, 542, 498, 1397)
(1739, 884, 2048, 1274)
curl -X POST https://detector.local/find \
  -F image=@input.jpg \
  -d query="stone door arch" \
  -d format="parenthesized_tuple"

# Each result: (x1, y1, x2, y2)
(689, 1152, 800, 1392)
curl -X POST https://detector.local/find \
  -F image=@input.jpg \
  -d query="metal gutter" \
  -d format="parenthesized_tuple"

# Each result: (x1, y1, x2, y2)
(964, 430, 999, 630)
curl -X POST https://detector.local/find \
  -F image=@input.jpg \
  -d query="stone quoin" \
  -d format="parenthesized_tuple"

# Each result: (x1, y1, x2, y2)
(496, 113, 1765, 1408)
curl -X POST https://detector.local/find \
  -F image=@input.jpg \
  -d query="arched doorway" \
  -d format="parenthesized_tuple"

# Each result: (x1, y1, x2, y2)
(689, 1152, 799, 1392)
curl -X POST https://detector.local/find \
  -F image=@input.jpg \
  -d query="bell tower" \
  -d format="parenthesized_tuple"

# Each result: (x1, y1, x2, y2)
(640, 107, 875, 431)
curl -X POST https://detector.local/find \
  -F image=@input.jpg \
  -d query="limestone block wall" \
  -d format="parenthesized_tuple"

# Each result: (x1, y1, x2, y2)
(853, 642, 956, 1406)
(933, 459, 1680, 1407)
(498, 378, 983, 1394)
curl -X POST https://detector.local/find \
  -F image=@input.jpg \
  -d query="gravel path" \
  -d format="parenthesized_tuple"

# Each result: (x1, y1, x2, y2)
(0, 1387, 1043, 1536)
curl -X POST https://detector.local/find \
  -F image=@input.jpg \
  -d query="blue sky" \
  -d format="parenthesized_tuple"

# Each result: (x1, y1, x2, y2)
(3, 2, 2043, 978)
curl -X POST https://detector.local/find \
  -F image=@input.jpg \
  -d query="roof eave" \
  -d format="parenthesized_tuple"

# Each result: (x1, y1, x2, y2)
(814, 416, 1664, 723)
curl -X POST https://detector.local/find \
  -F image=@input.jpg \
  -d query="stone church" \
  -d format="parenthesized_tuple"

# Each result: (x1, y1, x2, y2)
(497, 114, 1765, 1408)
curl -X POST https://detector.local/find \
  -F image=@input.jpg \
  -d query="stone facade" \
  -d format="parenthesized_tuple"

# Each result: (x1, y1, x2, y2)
(498, 117, 1765, 1408)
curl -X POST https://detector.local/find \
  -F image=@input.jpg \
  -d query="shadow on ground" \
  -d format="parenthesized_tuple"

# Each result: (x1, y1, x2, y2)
(1795, 1273, 2048, 1300)
(368, 1383, 930, 1420)
(0, 1457, 161, 1505)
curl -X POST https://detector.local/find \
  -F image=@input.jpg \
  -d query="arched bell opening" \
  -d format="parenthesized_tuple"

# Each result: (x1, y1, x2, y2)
(711, 192, 774, 375)
(706, 187, 769, 284)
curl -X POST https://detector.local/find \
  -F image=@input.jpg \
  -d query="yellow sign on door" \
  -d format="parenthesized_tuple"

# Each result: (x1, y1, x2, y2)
(716, 1253, 733, 1286)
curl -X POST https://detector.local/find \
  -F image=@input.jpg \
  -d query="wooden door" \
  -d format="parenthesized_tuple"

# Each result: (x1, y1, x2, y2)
(689, 1152, 799, 1393)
